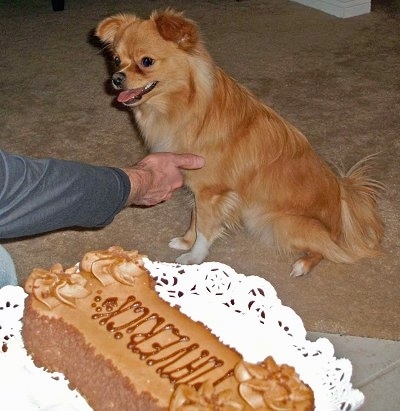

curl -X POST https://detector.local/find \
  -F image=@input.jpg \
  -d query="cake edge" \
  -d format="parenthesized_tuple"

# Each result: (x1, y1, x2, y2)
(22, 297, 167, 411)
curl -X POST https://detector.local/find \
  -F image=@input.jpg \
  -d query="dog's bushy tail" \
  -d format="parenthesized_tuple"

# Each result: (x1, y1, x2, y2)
(336, 154, 384, 261)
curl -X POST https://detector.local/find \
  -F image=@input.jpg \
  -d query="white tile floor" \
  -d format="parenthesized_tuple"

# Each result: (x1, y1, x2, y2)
(308, 332, 400, 410)
(291, 0, 371, 18)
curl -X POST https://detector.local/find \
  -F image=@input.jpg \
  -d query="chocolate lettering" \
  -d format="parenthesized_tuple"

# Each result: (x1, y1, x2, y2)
(92, 295, 148, 336)
(91, 293, 228, 387)
(127, 313, 189, 355)
(157, 350, 224, 384)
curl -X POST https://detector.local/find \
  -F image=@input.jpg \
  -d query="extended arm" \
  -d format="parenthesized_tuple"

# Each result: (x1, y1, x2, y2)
(0, 150, 130, 238)
(0, 150, 204, 239)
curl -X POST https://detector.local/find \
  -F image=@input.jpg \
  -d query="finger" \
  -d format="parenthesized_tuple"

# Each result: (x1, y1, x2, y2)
(163, 192, 172, 202)
(175, 154, 205, 170)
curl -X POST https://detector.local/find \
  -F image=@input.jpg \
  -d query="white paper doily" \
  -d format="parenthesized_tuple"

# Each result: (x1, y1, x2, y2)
(0, 260, 364, 410)
(146, 259, 364, 411)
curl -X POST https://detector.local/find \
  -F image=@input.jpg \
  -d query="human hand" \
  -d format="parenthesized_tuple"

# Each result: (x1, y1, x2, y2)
(122, 153, 205, 206)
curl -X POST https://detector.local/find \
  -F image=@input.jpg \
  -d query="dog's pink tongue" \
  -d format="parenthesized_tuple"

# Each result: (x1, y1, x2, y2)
(117, 88, 142, 103)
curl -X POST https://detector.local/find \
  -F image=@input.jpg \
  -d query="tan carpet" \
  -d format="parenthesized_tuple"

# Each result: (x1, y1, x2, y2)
(1, 0, 399, 340)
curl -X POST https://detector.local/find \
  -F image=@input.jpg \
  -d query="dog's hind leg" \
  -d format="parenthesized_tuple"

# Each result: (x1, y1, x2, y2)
(290, 251, 323, 277)
(169, 208, 197, 250)
(174, 188, 239, 265)
(271, 215, 354, 276)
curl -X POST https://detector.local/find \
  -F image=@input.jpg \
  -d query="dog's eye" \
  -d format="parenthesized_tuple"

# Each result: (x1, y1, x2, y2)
(114, 56, 121, 67)
(141, 57, 155, 68)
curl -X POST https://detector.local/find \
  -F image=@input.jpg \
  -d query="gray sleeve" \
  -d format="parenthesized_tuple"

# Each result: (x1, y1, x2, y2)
(0, 150, 131, 238)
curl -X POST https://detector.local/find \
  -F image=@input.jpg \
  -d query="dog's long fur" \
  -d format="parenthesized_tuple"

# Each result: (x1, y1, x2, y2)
(96, 9, 384, 276)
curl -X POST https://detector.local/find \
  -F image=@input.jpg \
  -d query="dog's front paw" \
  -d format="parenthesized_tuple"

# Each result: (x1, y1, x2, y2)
(169, 237, 192, 250)
(176, 252, 204, 265)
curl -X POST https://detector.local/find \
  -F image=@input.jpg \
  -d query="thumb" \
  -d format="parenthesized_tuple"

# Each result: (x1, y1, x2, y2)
(175, 153, 205, 170)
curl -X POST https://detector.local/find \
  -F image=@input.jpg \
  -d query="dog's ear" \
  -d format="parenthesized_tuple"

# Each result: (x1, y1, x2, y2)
(152, 9, 199, 51)
(96, 14, 136, 44)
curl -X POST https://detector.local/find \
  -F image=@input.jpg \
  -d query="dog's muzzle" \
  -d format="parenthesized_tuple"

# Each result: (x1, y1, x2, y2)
(112, 72, 126, 90)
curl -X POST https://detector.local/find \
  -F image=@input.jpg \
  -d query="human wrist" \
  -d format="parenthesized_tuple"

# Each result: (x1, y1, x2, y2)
(121, 167, 150, 206)
(120, 168, 138, 206)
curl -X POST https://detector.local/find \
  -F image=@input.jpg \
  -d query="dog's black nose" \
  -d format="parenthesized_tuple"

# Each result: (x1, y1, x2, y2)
(112, 72, 126, 89)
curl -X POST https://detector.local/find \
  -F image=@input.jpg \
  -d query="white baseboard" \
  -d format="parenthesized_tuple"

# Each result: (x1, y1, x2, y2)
(291, 0, 371, 18)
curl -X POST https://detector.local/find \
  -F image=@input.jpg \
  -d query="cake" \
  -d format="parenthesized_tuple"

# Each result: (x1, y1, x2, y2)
(22, 246, 314, 411)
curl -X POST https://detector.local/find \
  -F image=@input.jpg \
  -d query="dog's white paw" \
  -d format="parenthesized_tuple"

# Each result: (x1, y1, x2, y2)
(290, 260, 308, 277)
(175, 232, 209, 265)
(169, 237, 192, 250)
(176, 252, 204, 265)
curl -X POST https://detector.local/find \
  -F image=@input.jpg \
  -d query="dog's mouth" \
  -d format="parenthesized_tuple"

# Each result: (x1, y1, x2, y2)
(117, 81, 159, 106)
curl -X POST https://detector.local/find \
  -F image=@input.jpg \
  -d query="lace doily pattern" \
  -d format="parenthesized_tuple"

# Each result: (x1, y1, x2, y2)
(146, 259, 364, 411)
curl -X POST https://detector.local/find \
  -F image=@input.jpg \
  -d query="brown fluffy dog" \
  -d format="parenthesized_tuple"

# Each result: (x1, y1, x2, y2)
(96, 9, 383, 276)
